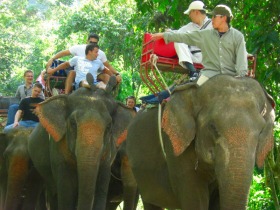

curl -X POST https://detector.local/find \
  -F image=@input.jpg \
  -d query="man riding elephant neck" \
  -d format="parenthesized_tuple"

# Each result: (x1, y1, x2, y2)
(4, 83, 44, 133)
(45, 33, 121, 94)
(47, 43, 117, 91)
(151, 4, 248, 85)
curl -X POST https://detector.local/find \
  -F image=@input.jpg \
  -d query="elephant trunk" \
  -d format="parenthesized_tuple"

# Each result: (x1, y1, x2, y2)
(76, 120, 106, 210)
(216, 135, 256, 210)
(5, 155, 29, 210)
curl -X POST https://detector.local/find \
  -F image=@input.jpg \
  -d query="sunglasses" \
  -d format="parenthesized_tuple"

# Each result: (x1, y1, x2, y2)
(212, 14, 224, 18)
(89, 41, 98, 44)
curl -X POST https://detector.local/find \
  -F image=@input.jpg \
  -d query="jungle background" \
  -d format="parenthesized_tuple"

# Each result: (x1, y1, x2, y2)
(0, 0, 279, 209)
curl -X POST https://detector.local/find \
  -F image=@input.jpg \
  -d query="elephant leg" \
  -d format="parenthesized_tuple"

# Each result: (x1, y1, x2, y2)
(0, 176, 7, 210)
(209, 182, 220, 210)
(168, 155, 210, 209)
(48, 137, 77, 210)
(35, 191, 48, 210)
(21, 167, 45, 210)
(46, 188, 58, 210)
(106, 201, 121, 210)
(121, 155, 139, 210)
(54, 161, 77, 210)
(93, 155, 111, 210)
(4, 156, 29, 210)
(143, 202, 164, 210)
(29, 125, 56, 209)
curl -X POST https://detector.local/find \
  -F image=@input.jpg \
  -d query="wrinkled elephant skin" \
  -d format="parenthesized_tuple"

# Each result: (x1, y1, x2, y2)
(29, 87, 135, 210)
(106, 141, 139, 210)
(127, 75, 275, 210)
(0, 128, 44, 210)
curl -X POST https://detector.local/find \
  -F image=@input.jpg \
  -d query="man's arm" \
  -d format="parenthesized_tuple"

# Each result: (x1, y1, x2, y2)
(47, 61, 71, 75)
(151, 33, 164, 41)
(152, 31, 203, 47)
(235, 35, 248, 77)
(103, 61, 122, 83)
(46, 50, 72, 69)
(13, 110, 22, 128)
(15, 86, 21, 99)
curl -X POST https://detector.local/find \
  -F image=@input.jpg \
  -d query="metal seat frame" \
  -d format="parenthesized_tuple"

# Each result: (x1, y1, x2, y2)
(139, 33, 257, 95)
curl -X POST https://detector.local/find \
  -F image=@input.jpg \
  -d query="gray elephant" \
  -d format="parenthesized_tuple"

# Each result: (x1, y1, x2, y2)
(106, 140, 139, 210)
(126, 75, 275, 210)
(28, 82, 136, 210)
(0, 128, 45, 210)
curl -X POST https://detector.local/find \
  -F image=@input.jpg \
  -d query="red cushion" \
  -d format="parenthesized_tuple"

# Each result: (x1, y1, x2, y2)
(143, 33, 177, 58)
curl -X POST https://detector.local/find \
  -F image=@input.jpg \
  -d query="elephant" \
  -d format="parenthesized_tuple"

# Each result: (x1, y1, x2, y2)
(0, 127, 45, 210)
(28, 80, 136, 210)
(126, 75, 275, 210)
(106, 140, 139, 210)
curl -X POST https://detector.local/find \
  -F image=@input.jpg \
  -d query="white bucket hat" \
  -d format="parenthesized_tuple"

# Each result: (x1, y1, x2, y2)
(184, 1, 206, 15)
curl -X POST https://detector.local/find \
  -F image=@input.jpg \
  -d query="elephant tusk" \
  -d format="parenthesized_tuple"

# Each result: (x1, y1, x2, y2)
(195, 159, 198, 171)
(261, 103, 267, 117)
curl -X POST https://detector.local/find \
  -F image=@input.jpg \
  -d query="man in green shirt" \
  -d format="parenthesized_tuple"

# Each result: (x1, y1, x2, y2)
(151, 4, 248, 84)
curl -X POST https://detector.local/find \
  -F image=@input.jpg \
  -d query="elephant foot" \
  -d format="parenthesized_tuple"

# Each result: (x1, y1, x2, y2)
(106, 76, 117, 93)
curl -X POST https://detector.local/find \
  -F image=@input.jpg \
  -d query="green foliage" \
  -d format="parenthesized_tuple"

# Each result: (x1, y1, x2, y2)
(264, 123, 280, 209)
(0, 0, 59, 96)
(248, 172, 274, 210)
(133, 0, 280, 120)
(46, 0, 149, 103)
(0, 0, 279, 207)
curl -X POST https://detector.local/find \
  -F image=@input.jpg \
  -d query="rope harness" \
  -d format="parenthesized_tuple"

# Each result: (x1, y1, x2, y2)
(158, 103, 166, 158)
(147, 54, 167, 159)
(149, 54, 194, 159)
(150, 54, 171, 95)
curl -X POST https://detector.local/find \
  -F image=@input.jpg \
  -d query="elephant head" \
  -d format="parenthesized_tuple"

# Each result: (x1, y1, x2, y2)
(162, 75, 275, 209)
(0, 128, 40, 210)
(34, 86, 135, 210)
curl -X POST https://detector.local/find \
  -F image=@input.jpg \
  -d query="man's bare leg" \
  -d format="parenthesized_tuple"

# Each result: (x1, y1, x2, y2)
(65, 70, 76, 94)
(79, 80, 90, 88)
(98, 73, 110, 84)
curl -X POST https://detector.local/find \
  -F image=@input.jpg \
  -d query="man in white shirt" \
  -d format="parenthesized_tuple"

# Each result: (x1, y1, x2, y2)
(47, 43, 113, 90)
(173, 1, 212, 80)
(46, 33, 121, 94)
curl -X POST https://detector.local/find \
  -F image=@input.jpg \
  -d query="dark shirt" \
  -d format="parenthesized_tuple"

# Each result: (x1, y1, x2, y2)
(18, 97, 44, 122)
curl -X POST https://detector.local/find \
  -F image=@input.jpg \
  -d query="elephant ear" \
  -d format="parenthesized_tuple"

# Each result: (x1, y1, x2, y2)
(35, 95, 68, 142)
(0, 133, 8, 163)
(256, 101, 275, 168)
(112, 103, 136, 147)
(162, 90, 196, 156)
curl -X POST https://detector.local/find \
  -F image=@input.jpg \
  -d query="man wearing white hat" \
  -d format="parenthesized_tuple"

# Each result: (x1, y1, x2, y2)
(151, 4, 248, 85)
(174, 1, 212, 80)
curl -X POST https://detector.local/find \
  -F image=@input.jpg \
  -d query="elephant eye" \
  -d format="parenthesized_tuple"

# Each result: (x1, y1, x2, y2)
(67, 117, 77, 136)
(208, 122, 220, 139)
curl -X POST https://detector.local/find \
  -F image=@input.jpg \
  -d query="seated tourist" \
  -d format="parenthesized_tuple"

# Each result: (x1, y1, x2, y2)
(171, 1, 212, 80)
(126, 96, 139, 112)
(4, 83, 44, 133)
(47, 43, 115, 90)
(6, 70, 44, 126)
(45, 33, 121, 94)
